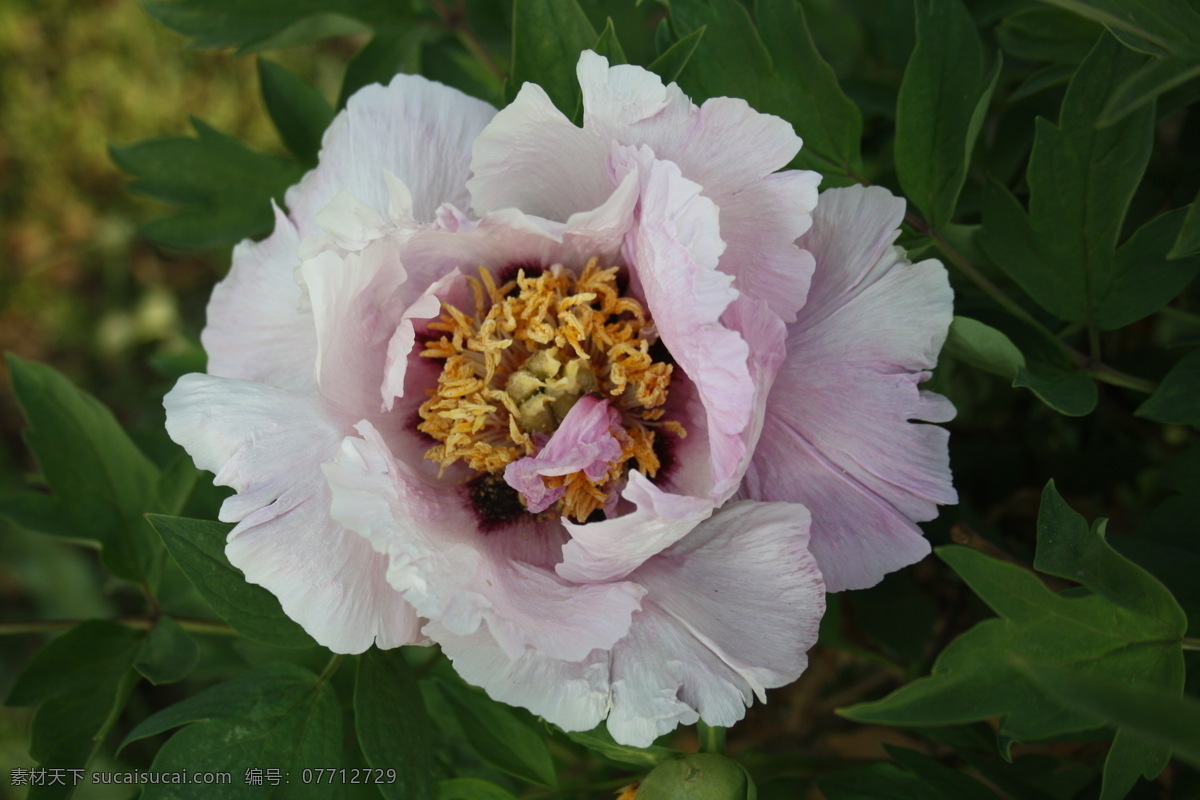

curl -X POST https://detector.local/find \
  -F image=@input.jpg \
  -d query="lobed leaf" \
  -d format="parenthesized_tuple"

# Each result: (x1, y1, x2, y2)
(147, 514, 315, 648)
(109, 118, 304, 250)
(355, 648, 438, 800)
(508, 0, 598, 117)
(258, 59, 334, 165)
(942, 316, 1026, 381)
(134, 616, 199, 686)
(1135, 349, 1200, 427)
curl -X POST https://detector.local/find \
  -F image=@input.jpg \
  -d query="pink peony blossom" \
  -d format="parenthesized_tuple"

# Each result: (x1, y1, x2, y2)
(164, 52, 954, 745)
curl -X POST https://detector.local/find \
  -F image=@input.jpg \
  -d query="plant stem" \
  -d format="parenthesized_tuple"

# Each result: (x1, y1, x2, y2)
(0, 616, 236, 637)
(1160, 305, 1200, 326)
(697, 720, 726, 755)
(1182, 637, 1200, 651)
(317, 654, 345, 683)
(430, 0, 504, 83)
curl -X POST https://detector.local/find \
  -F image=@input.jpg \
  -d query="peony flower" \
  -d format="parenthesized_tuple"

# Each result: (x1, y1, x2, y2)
(164, 51, 954, 746)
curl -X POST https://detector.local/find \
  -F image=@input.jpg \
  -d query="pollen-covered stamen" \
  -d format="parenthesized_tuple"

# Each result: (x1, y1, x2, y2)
(417, 258, 684, 522)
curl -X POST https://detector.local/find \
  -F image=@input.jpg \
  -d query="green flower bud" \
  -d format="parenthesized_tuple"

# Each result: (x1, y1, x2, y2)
(635, 753, 753, 800)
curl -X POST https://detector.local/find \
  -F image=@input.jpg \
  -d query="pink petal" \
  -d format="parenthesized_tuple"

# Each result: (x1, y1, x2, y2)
(324, 421, 646, 662)
(615, 144, 753, 500)
(287, 74, 496, 234)
(557, 471, 713, 583)
(163, 374, 420, 652)
(576, 51, 819, 322)
(743, 185, 956, 592)
(504, 395, 625, 513)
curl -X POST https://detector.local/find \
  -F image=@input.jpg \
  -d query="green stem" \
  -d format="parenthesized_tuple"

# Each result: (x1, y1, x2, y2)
(1160, 305, 1200, 326)
(697, 720, 726, 755)
(1182, 638, 1200, 651)
(0, 616, 237, 637)
(1089, 364, 1159, 394)
(318, 654, 345, 683)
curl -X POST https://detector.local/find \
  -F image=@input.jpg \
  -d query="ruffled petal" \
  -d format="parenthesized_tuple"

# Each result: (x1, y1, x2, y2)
(576, 51, 818, 321)
(287, 73, 497, 234)
(203, 204, 316, 393)
(467, 81, 611, 219)
(430, 623, 612, 733)
(743, 185, 956, 592)
(324, 421, 645, 662)
(162, 374, 419, 652)
(557, 471, 712, 583)
(615, 144, 752, 499)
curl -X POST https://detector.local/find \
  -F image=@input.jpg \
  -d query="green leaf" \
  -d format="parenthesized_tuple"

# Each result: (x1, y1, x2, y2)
(147, 514, 315, 648)
(338, 24, 434, 108)
(432, 679, 557, 787)
(143, 0, 410, 53)
(819, 746, 999, 800)
(562, 723, 677, 768)
(894, 0, 998, 227)
(1034, 0, 1200, 58)
(647, 26, 705, 84)
(977, 35, 1155, 325)
(8, 621, 144, 788)
(356, 648, 437, 800)
(1012, 362, 1098, 417)
(509, 0, 598, 116)
(996, 8, 1103, 63)
(134, 616, 199, 685)
(258, 59, 335, 165)
(1136, 349, 1200, 426)
(438, 779, 519, 800)
(842, 483, 1185, 760)
(123, 662, 341, 800)
(672, 0, 863, 176)
(3, 354, 162, 581)
(593, 18, 627, 65)
(942, 316, 1026, 380)
(1018, 663, 1200, 771)
(1100, 55, 1200, 126)
(1169, 190, 1200, 259)
(110, 118, 305, 250)
(1094, 208, 1200, 329)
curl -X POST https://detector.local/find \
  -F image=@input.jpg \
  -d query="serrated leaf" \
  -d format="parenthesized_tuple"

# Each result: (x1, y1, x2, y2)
(842, 484, 1185, 759)
(672, 0, 863, 176)
(438, 779, 519, 800)
(978, 35, 1155, 326)
(894, 0, 998, 227)
(8, 621, 144, 793)
(338, 24, 434, 108)
(1136, 349, 1200, 426)
(942, 316, 1026, 380)
(3, 355, 162, 581)
(110, 118, 304, 250)
(147, 514, 314, 648)
(143, 0, 411, 53)
(258, 59, 334, 164)
(509, 0, 598, 116)
(563, 723, 677, 768)
(433, 679, 557, 787)
(134, 616, 199, 685)
(356, 648, 437, 800)
(123, 662, 341, 800)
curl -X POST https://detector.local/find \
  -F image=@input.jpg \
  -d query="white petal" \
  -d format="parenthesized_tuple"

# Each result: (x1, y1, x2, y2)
(287, 74, 497, 234)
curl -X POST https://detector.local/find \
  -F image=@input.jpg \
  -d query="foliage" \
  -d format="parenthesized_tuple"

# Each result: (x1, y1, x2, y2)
(2, 0, 1199, 798)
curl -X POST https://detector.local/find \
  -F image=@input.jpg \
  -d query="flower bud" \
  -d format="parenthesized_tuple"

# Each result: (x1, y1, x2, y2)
(635, 753, 752, 800)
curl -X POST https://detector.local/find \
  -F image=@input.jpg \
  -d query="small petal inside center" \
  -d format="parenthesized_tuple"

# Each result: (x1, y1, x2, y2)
(417, 259, 684, 523)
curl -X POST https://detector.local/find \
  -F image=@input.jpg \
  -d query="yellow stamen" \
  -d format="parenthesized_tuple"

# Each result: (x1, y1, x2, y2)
(417, 259, 684, 522)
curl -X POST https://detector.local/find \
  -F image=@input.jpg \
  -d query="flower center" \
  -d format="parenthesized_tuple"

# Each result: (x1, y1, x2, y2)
(417, 259, 684, 523)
